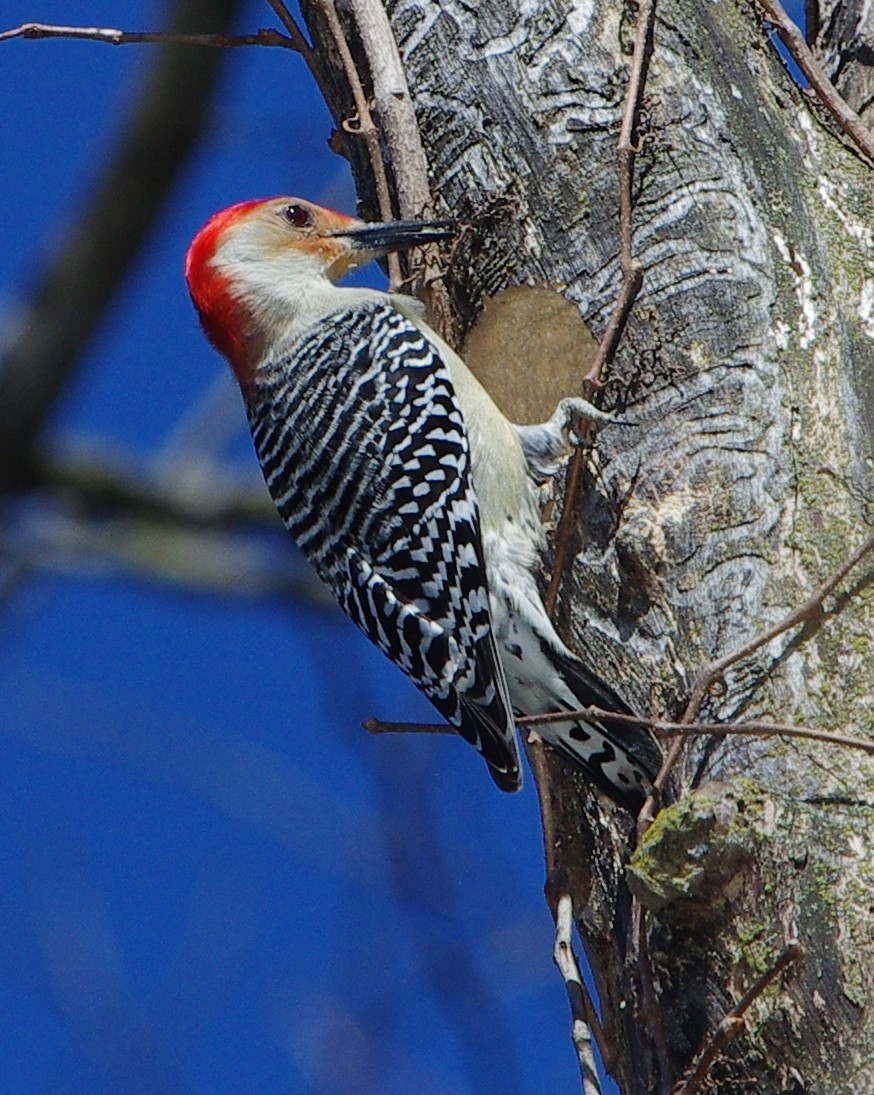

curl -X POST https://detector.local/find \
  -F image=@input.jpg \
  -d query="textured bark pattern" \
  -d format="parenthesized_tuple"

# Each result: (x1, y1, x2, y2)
(303, 1, 874, 1090)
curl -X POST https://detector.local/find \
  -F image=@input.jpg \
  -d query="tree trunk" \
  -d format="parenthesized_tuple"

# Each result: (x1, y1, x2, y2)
(301, 1, 874, 1090)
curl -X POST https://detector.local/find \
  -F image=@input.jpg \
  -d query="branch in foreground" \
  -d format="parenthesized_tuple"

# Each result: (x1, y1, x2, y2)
(638, 524, 874, 830)
(685, 526, 874, 718)
(36, 442, 277, 529)
(365, 708, 874, 758)
(2, 503, 331, 605)
(0, 21, 295, 49)
(521, 707, 874, 759)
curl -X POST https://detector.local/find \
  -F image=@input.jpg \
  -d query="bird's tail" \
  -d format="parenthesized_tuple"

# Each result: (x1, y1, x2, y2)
(534, 648, 662, 814)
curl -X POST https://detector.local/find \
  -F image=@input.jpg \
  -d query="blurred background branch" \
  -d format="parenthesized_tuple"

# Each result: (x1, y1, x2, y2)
(0, 0, 241, 492)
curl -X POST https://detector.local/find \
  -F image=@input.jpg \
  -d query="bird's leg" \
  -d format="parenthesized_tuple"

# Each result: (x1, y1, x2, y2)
(514, 396, 626, 481)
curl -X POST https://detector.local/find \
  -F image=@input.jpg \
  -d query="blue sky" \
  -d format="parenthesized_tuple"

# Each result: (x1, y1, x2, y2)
(0, 2, 809, 1092)
(0, 3, 576, 1093)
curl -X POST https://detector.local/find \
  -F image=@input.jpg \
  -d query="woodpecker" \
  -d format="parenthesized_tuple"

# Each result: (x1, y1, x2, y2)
(185, 196, 660, 811)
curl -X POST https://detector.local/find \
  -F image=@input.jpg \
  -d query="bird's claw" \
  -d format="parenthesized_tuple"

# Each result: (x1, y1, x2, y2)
(552, 396, 634, 446)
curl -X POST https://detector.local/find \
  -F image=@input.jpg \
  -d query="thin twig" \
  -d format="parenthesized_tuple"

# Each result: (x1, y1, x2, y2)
(527, 708, 874, 758)
(362, 717, 452, 735)
(583, 0, 653, 389)
(531, 733, 613, 1075)
(553, 895, 604, 1095)
(671, 942, 805, 1095)
(686, 527, 874, 718)
(754, 0, 874, 165)
(583, 266, 644, 390)
(638, 525, 874, 831)
(544, 0, 654, 616)
(265, 0, 335, 111)
(526, 730, 610, 1086)
(366, 701, 874, 765)
(543, 445, 586, 617)
(364, 709, 874, 758)
(526, 737, 559, 877)
(365, 705, 874, 757)
(0, 21, 295, 49)
(651, 719, 874, 756)
(310, 0, 401, 287)
(264, 0, 317, 68)
(345, 0, 429, 220)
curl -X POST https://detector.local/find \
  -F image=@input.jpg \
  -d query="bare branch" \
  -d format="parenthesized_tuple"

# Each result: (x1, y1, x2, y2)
(544, 0, 654, 615)
(364, 703, 874, 761)
(0, 20, 296, 49)
(583, 0, 653, 389)
(755, 0, 874, 164)
(2, 505, 331, 604)
(638, 524, 874, 829)
(309, 0, 401, 287)
(649, 718, 874, 756)
(553, 895, 604, 1095)
(264, 0, 323, 87)
(35, 443, 276, 528)
(544, 447, 587, 617)
(582, 267, 644, 390)
(344, 0, 430, 222)
(685, 526, 874, 718)
(344, 0, 456, 339)
(522, 708, 874, 758)
(362, 717, 453, 735)
(632, 899, 673, 1093)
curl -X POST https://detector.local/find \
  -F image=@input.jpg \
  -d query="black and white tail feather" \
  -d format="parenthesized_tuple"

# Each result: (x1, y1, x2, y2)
(536, 646, 661, 813)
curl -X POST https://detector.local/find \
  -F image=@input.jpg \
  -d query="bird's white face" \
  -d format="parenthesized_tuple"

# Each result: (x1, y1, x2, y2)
(185, 197, 366, 384)
(185, 196, 454, 386)
(209, 197, 368, 289)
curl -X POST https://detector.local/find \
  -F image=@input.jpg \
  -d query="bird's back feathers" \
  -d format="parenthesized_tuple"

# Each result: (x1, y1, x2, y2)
(246, 300, 521, 790)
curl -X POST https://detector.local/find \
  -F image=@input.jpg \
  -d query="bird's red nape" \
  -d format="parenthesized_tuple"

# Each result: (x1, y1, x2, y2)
(185, 197, 361, 387)
(185, 199, 272, 386)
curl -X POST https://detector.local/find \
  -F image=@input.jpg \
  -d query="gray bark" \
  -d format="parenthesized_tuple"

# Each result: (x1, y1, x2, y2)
(303, 1, 874, 1091)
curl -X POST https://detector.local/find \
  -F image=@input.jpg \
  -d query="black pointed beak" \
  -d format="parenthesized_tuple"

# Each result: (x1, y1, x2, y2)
(331, 218, 456, 253)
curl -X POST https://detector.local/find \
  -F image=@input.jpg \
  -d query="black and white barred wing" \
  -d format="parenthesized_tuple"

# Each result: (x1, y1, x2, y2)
(246, 302, 521, 791)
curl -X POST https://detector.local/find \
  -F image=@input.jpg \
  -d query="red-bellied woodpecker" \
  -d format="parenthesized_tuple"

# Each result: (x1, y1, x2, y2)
(185, 196, 660, 810)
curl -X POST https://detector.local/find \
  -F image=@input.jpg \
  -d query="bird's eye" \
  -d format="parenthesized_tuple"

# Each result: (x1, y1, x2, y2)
(283, 204, 312, 228)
